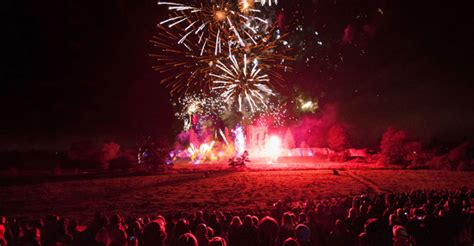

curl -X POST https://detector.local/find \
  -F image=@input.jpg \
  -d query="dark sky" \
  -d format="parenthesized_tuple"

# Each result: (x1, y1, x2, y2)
(1, 0, 473, 149)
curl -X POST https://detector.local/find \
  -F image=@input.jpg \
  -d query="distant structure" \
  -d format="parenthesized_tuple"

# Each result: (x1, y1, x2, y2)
(246, 125, 268, 157)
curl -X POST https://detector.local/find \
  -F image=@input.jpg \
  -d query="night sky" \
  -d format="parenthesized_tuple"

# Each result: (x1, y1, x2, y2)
(1, 0, 473, 149)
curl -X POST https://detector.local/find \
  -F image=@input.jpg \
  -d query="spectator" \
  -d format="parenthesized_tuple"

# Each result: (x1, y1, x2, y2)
(208, 236, 227, 246)
(195, 223, 209, 246)
(127, 220, 143, 245)
(305, 210, 325, 245)
(282, 237, 298, 246)
(143, 220, 167, 246)
(1, 188, 472, 246)
(56, 217, 73, 245)
(278, 212, 296, 245)
(0, 216, 13, 246)
(392, 225, 410, 246)
(191, 212, 206, 233)
(171, 219, 191, 246)
(207, 214, 223, 237)
(177, 233, 198, 246)
(271, 201, 284, 223)
(227, 216, 242, 246)
(297, 213, 306, 225)
(107, 214, 127, 246)
(257, 216, 279, 246)
(329, 219, 354, 246)
(18, 227, 41, 246)
(239, 215, 257, 246)
(294, 224, 310, 246)
(206, 225, 214, 239)
(0, 224, 8, 246)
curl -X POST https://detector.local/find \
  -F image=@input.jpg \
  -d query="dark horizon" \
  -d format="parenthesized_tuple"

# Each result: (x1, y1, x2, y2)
(1, 0, 473, 150)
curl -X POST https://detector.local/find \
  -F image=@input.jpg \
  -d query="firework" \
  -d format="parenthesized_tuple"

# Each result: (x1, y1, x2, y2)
(210, 52, 274, 114)
(238, 0, 254, 13)
(174, 93, 227, 130)
(187, 141, 215, 163)
(150, 25, 218, 94)
(152, 0, 278, 95)
(229, 26, 294, 86)
(296, 95, 319, 113)
(157, 0, 268, 57)
(255, 0, 278, 6)
(253, 99, 288, 126)
(232, 125, 246, 154)
(265, 135, 281, 162)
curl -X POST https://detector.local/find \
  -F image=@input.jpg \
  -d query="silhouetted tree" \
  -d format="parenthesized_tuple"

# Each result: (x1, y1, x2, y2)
(109, 150, 136, 170)
(67, 141, 121, 169)
(99, 142, 120, 169)
(327, 124, 348, 151)
(380, 127, 421, 165)
(427, 141, 474, 171)
(67, 141, 100, 168)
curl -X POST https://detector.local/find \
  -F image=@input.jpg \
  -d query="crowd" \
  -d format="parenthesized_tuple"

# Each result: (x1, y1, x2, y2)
(0, 188, 472, 246)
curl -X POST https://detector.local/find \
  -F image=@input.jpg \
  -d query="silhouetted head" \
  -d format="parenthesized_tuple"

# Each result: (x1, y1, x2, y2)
(196, 223, 208, 238)
(209, 236, 227, 246)
(295, 224, 311, 243)
(230, 216, 242, 227)
(282, 212, 294, 226)
(282, 237, 298, 246)
(110, 214, 121, 225)
(195, 211, 203, 220)
(143, 221, 167, 246)
(177, 232, 198, 246)
(257, 216, 279, 246)
(243, 215, 253, 226)
(174, 219, 190, 237)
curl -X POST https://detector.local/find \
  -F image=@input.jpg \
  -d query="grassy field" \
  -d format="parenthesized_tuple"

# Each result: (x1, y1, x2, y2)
(0, 169, 472, 223)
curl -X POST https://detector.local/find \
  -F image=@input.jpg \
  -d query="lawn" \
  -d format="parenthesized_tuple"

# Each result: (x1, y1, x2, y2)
(0, 169, 472, 223)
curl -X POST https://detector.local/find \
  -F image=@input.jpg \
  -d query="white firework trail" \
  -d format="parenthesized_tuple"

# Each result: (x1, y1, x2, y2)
(158, 1, 270, 57)
(255, 0, 278, 6)
(210, 52, 274, 113)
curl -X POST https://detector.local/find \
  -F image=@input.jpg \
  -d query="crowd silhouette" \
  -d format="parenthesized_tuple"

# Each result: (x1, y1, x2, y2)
(0, 188, 472, 245)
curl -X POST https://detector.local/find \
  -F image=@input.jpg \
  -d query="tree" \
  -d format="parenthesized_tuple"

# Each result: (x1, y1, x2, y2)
(427, 141, 474, 171)
(99, 142, 120, 169)
(109, 150, 136, 170)
(67, 141, 120, 169)
(327, 124, 348, 151)
(380, 128, 409, 165)
(67, 141, 100, 168)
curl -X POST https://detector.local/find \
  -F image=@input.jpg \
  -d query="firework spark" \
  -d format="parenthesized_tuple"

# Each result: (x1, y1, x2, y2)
(157, 0, 268, 57)
(210, 53, 274, 114)
(232, 125, 246, 154)
(254, 99, 288, 127)
(174, 93, 227, 130)
(229, 26, 294, 87)
(152, 1, 292, 96)
(296, 95, 319, 113)
(150, 25, 219, 94)
(255, 0, 278, 6)
(187, 141, 215, 163)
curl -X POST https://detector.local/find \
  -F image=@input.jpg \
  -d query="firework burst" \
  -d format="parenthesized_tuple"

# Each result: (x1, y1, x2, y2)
(174, 93, 227, 128)
(228, 25, 294, 87)
(210, 52, 274, 114)
(150, 25, 219, 94)
(157, 0, 269, 57)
